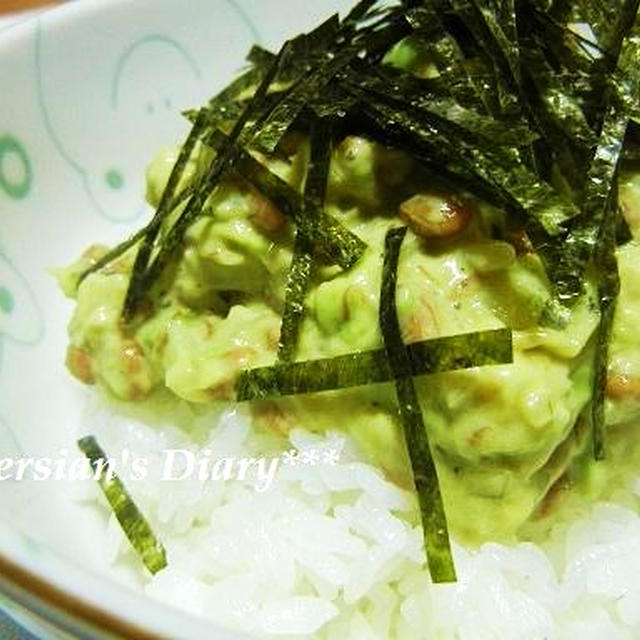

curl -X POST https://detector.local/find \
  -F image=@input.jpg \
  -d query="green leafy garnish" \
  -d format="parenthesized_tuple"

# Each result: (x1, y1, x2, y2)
(591, 191, 621, 459)
(77, 436, 167, 575)
(277, 118, 332, 362)
(236, 328, 512, 400)
(122, 108, 209, 319)
(379, 226, 455, 583)
(250, 44, 356, 154)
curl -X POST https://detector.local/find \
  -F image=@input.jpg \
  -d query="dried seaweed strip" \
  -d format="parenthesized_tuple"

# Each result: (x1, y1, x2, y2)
(408, 327, 512, 370)
(294, 14, 342, 58)
(309, 84, 359, 119)
(237, 15, 343, 151)
(249, 5, 410, 152)
(277, 236, 315, 362)
(404, 8, 497, 112)
(610, 30, 640, 123)
(236, 349, 393, 400)
(352, 103, 525, 216)
(78, 184, 197, 289)
(585, 0, 639, 65)
(277, 119, 332, 361)
(516, 11, 596, 145)
(448, 146, 575, 234)
(207, 67, 263, 109)
(532, 6, 639, 304)
(521, 49, 595, 149)
(615, 212, 633, 246)
(250, 46, 359, 153)
(547, 0, 572, 22)
(344, 78, 562, 221)
(459, 2, 590, 185)
(77, 226, 148, 289)
(235, 147, 365, 268)
(300, 118, 332, 216)
(199, 93, 291, 139)
(356, 96, 576, 233)
(345, 64, 536, 146)
(355, 9, 414, 65)
(379, 226, 455, 583)
(468, 0, 521, 83)
(518, 68, 591, 186)
(348, 1, 401, 35)
(237, 328, 512, 399)
(550, 102, 629, 303)
(581, 1, 640, 132)
(249, 17, 345, 106)
(589, 21, 639, 456)
(343, 0, 383, 26)
(246, 45, 277, 69)
(197, 99, 250, 133)
(487, 0, 517, 43)
(442, 0, 520, 116)
(607, 0, 640, 63)
(199, 47, 279, 132)
(488, 4, 591, 185)
(582, 105, 628, 222)
(531, 9, 601, 75)
(591, 191, 621, 460)
(78, 436, 167, 574)
(121, 108, 208, 317)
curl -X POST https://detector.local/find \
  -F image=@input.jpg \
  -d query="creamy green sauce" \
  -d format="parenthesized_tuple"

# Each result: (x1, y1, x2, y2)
(57, 133, 640, 546)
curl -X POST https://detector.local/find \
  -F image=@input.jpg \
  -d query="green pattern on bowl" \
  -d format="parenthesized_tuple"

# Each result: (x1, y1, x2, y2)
(0, 135, 32, 201)
(0, 1, 353, 637)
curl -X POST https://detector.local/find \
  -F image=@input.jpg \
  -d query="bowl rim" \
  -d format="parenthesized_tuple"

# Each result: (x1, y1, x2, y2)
(0, 513, 252, 640)
(0, 549, 163, 640)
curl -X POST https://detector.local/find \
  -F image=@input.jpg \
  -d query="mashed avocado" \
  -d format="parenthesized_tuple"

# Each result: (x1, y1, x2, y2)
(56, 128, 640, 544)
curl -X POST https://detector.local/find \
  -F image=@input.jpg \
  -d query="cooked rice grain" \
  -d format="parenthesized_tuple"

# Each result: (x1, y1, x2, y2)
(81, 399, 640, 639)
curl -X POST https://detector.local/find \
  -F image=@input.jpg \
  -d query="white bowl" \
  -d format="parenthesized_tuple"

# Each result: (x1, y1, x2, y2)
(0, 0, 352, 636)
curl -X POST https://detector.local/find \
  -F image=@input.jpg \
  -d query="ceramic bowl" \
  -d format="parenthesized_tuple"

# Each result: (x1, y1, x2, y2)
(0, 0, 351, 636)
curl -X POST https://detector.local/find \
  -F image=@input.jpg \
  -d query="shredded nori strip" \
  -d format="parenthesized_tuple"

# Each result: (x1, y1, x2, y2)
(353, 95, 577, 234)
(200, 68, 264, 129)
(277, 235, 315, 363)
(343, 0, 382, 25)
(587, 25, 640, 456)
(379, 226, 455, 583)
(237, 327, 512, 400)
(342, 64, 537, 147)
(122, 108, 209, 318)
(277, 118, 332, 361)
(77, 180, 198, 290)
(77, 436, 167, 574)
(246, 45, 277, 69)
(250, 46, 360, 153)
(405, 6, 498, 113)
(545, 93, 633, 303)
(591, 190, 621, 460)
(77, 226, 148, 288)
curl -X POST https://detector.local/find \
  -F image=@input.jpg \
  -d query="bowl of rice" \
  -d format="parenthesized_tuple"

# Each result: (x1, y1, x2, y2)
(3, 0, 640, 638)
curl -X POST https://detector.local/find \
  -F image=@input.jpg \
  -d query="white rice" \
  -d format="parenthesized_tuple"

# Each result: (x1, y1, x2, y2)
(78, 398, 640, 639)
